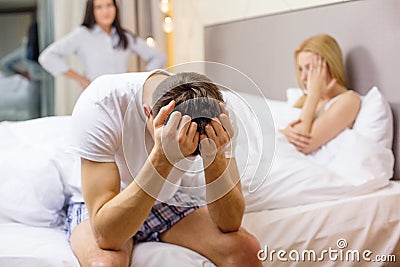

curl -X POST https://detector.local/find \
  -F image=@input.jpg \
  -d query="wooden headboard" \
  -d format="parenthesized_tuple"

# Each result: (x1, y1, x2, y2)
(204, 0, 400, 179)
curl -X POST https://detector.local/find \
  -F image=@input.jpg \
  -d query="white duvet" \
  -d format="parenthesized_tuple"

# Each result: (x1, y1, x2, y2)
(237, 96, 394, 212)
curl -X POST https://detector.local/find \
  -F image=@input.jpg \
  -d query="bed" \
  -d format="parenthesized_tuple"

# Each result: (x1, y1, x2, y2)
(1, 0, 400, 266)
(0, 74, 40, 121)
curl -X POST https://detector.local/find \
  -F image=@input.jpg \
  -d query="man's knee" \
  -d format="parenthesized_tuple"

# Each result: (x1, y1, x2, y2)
(221, 229, 262, 266)
(87, 256, 129, 267)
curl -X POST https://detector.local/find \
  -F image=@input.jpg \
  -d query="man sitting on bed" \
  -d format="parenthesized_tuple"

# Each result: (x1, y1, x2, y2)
(67, 70, 261, 267)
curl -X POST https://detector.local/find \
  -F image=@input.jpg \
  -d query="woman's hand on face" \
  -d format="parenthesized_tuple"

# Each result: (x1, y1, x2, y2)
(152, 101, 199, 163)
(306, 55, 336, 95)
(280, 119, 312, 151)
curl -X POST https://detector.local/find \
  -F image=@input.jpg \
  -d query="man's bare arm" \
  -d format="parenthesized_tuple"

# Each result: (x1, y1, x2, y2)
(200, 111, 244, 232)
(81, 151, 173, 251)
(204, 156, 244, 232)
(81, 102, 183, 250)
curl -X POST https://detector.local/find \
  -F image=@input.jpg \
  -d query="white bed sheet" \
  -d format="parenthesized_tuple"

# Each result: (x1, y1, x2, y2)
(2, 182, 399, 266)
(238, 95, 394, 211)
(0, 223, 78, 267)
(0, 223, 214, 267)
(242, 181, 400, 266)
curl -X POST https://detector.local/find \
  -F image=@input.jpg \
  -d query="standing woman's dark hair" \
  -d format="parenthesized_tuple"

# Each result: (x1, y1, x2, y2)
(82, 0, 130, 49)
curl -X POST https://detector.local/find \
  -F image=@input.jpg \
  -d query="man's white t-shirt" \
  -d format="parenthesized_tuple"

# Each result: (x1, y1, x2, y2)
(69, 71, 154, 203)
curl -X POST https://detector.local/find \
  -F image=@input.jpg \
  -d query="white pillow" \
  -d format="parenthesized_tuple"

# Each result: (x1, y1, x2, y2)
(286, 87, 393, 149)
(267, 99, 301, 130)
(353, 86, 393, 149)
(0, 146, 65, 226)
(286, 87, 304, 106)
(0, 116, 71, 227)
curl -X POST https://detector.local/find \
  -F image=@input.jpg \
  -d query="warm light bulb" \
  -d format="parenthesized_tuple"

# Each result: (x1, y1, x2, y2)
(146, 37, 155, 47)
(159, 0, 169, 14)
(164, 16, 172, 24)
(163, 16, 173, 33)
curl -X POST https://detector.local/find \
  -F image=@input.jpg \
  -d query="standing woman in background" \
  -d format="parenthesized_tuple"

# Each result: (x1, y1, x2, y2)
(39, 0, 166, 89)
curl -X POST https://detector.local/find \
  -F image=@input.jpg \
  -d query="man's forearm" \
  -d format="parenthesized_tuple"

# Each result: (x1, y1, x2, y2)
(204, 156, 244, 232)
(92, 152, 173, 250)
(207, 185, 244, 232)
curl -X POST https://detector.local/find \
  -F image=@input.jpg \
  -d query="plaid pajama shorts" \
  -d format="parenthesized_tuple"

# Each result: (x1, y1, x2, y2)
(65, 190, 201, 243)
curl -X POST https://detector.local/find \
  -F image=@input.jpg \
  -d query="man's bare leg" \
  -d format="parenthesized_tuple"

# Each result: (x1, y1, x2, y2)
(70, 220, 134, 267)
(160, 207, 262, 267)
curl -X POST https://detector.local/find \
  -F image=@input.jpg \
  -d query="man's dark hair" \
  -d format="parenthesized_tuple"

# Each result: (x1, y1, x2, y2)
(152, 72, 224, 155)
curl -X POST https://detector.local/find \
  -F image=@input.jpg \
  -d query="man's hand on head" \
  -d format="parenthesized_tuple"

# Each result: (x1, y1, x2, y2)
(199, 103, 235, 167)
(152, 100, 200, 164)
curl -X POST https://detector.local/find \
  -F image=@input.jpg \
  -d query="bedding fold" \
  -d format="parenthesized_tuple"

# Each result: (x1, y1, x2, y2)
(242, 129, 393, 212)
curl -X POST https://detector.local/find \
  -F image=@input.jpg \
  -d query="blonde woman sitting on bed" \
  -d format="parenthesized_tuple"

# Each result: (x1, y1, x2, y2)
(281, 34, 361, 154)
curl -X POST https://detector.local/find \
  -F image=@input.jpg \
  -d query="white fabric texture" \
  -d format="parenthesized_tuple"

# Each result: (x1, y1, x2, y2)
(0, 223, 79, 267)
(2, 183, 399, 267)
(131, 243, 216, 267)
(353, 86, 393, 149)
(69, 71, 154, 202)
(39, 25, 166, 81)
(243, 132, 393, 211)
(0, 222, 216, 267)
(0, 116, 70, 227)
(267, 98, 301, 130)
(226, 91, 275, 193)
(242, 181, 400, 267)
(286, 87, 304, 106)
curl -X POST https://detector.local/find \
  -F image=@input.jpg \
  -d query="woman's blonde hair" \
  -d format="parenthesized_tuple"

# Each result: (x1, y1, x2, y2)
(295, 34, 347, 88)
(293, 34, 347, 108)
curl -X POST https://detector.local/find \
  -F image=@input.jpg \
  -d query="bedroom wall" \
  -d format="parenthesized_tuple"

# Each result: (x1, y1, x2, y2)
(52, 0, 356, 115)
(172, 0, 355, 64)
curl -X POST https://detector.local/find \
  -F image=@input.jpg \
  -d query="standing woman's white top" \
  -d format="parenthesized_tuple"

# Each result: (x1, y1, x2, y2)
(38, 0, 166, 89)
(39, 25, 166, 81)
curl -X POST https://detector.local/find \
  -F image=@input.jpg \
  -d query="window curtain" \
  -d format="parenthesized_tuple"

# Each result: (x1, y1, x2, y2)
(52, 0, 86, 115)
(37, 0, 55, 116)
